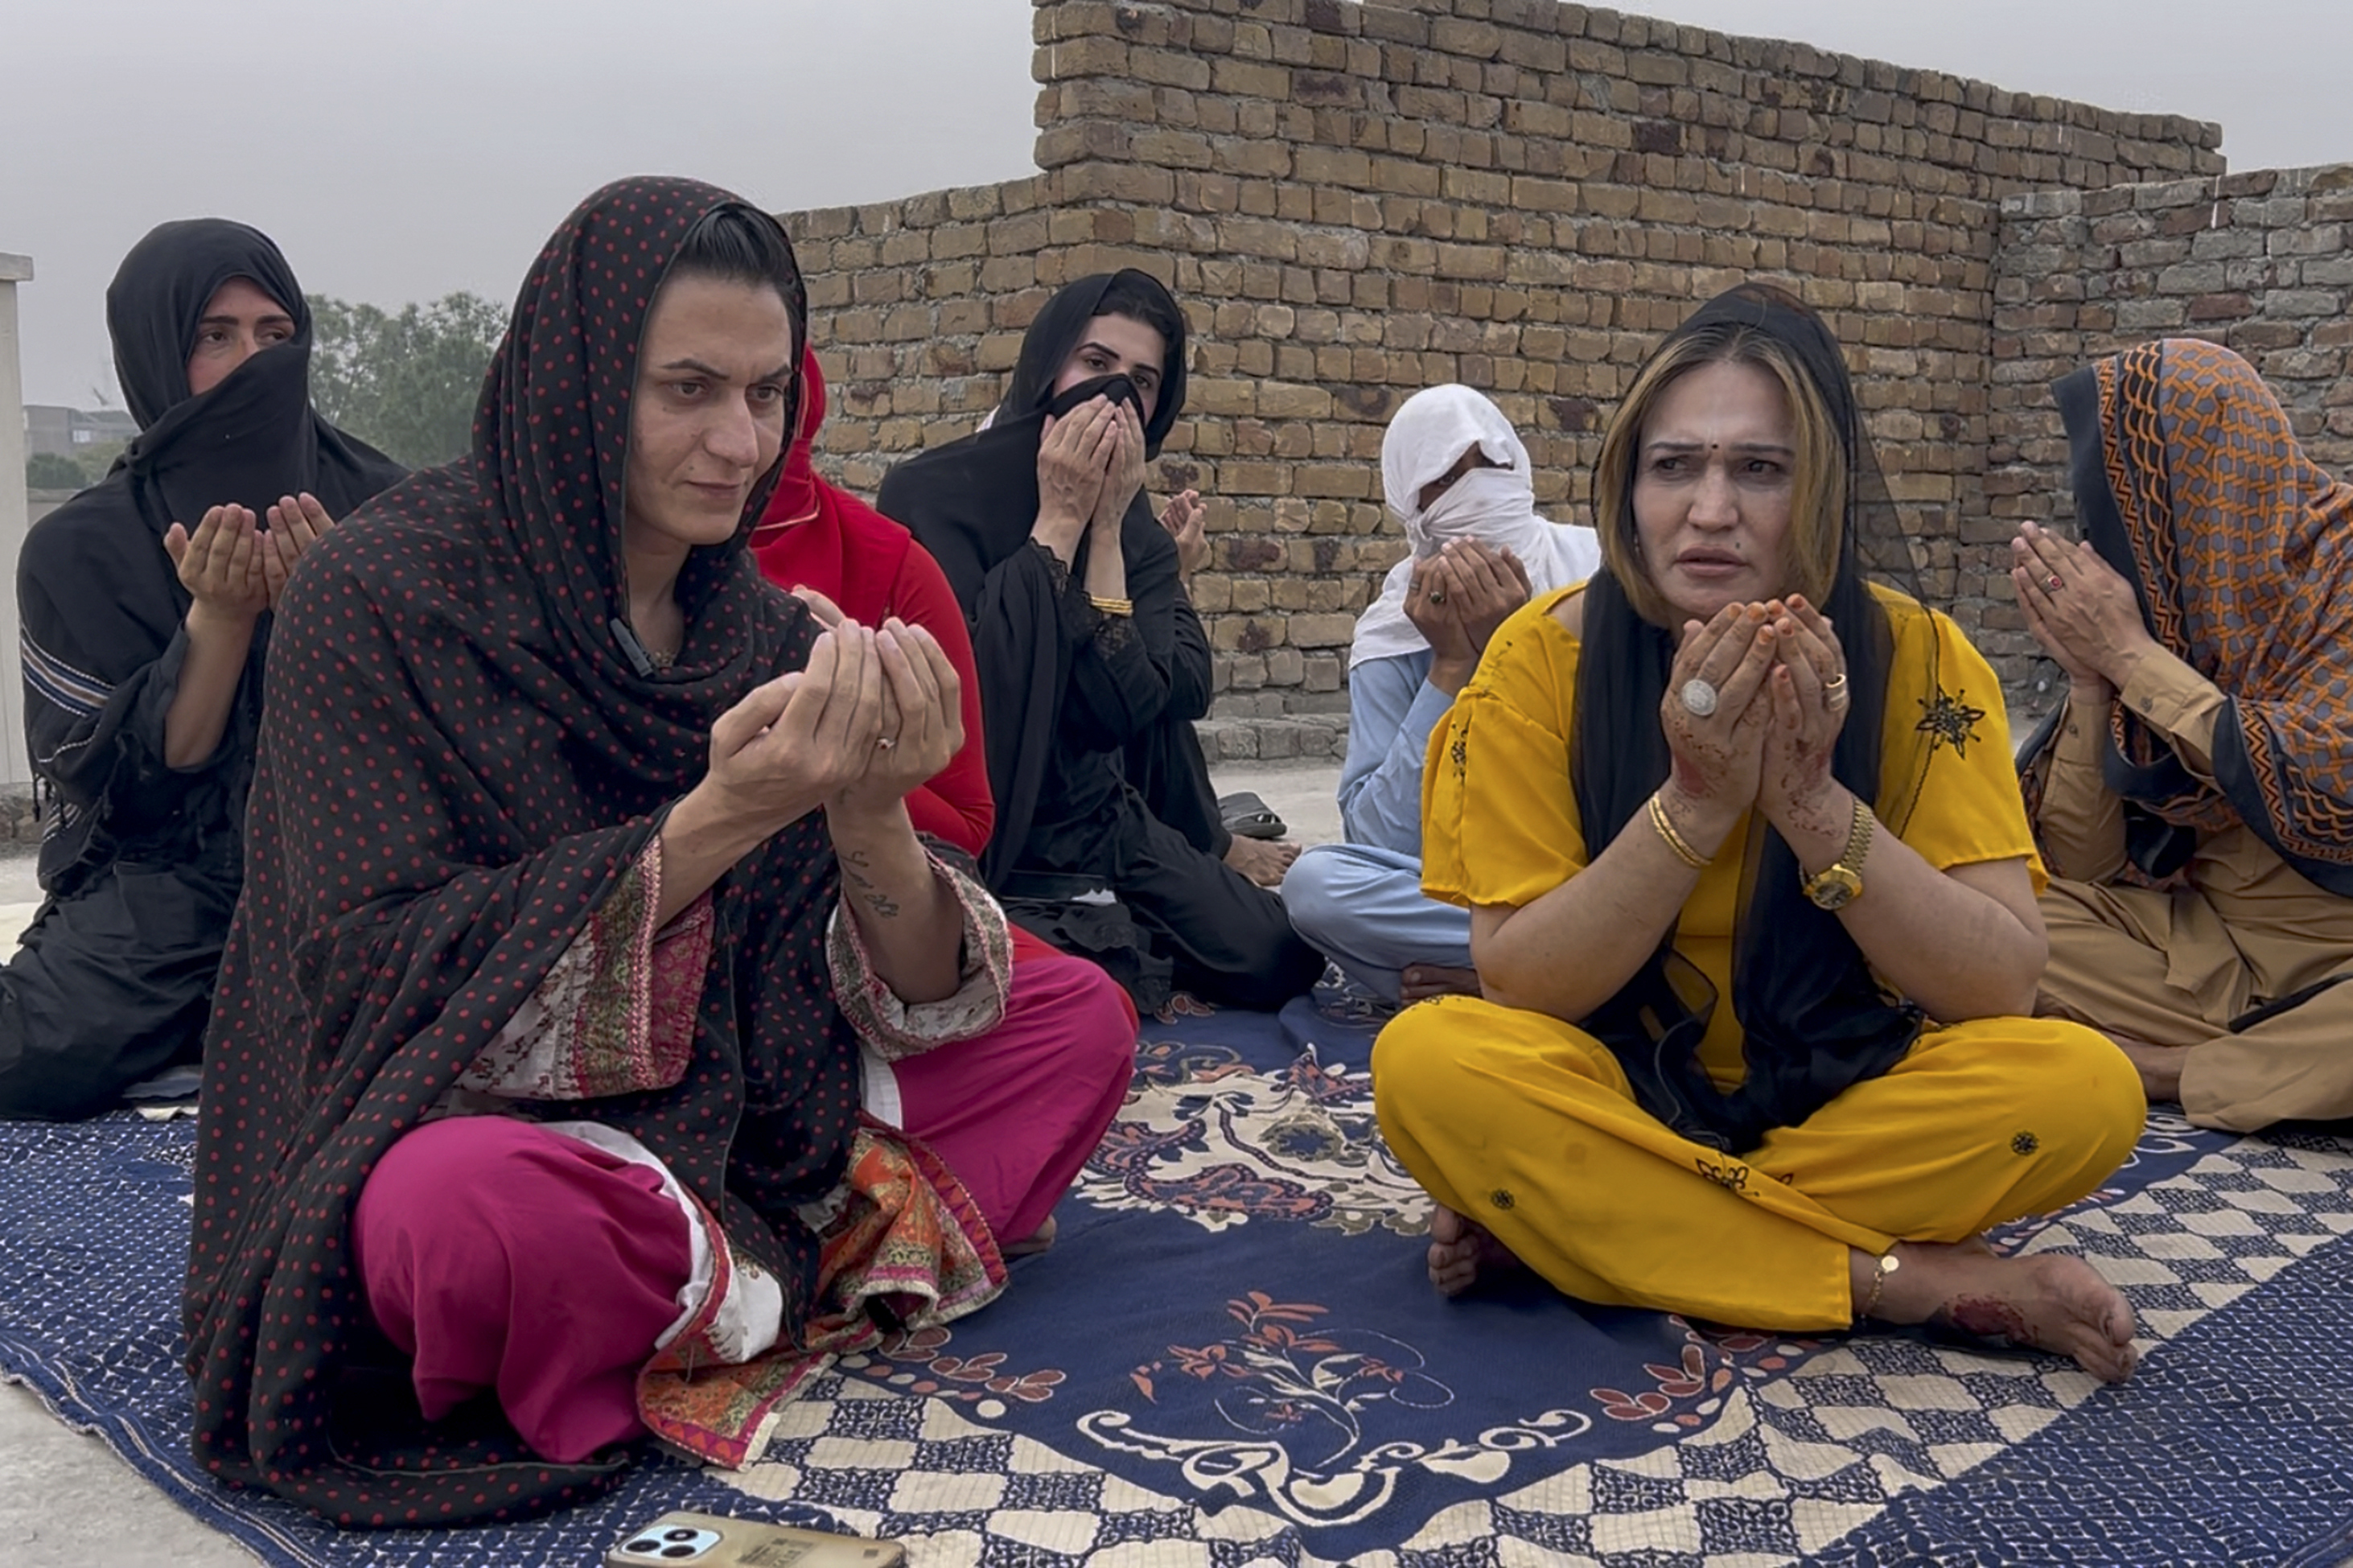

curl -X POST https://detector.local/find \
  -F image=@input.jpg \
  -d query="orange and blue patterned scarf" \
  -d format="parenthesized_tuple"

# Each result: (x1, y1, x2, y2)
(2055, 338, 2353, 895)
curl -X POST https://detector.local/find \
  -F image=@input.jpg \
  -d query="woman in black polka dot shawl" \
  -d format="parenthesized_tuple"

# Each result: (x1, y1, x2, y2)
(183, 178, 1013, 1524)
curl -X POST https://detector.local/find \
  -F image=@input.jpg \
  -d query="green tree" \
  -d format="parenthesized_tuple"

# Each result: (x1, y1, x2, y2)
(25, 451, 85, 491)
(306, 291, 509, 468)
(73, 438, 127, 486)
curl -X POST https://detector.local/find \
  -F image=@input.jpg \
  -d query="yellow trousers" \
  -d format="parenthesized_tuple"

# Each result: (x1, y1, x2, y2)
(1372, 998, 2145, 1330)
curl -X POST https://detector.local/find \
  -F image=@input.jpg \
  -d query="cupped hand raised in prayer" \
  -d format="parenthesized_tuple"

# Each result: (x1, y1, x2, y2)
(1403, 554, 1470, 661)
(2010, 521, 2153, 693)
(164, 504, 273, 624)
(787, 583, 847, 628)
(1033, 397, 1118, 565)
(702, 624, 890, 834)
(1090, 397, 1149, 537)
(1161, 487, 1208, 577)
(1658, 603, 1779, 854)
(831, 617, 966, 823)
(260, 492, 335, 607)
(1755, 595, 1852, 840)
(1407, 540, 1531, 693)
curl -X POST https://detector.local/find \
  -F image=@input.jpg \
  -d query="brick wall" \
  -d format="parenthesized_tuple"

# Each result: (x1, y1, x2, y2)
(782, 177, 1064, 493)
(784, 0, 2225, 757)
(1985, 163, 2353, 718)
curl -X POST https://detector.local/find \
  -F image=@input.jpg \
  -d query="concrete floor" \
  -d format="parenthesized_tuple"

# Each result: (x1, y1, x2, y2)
(0, 763, 1347, 1567)
(0, 848, 40, 904)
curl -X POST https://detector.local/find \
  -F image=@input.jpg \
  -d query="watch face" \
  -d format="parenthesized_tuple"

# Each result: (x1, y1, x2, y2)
(1806, 867, 1862, 910)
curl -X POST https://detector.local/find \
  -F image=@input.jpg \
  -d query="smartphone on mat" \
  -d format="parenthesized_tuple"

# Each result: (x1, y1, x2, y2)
(605, 1511, 907, 1567)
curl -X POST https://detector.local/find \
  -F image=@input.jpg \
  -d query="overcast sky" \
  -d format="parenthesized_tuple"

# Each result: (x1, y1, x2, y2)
(4, 0, 2347, 408)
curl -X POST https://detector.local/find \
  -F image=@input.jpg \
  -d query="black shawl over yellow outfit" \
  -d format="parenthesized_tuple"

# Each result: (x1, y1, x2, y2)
(1372, 283, 2141, 1331)
(0, 220, 402, 1118)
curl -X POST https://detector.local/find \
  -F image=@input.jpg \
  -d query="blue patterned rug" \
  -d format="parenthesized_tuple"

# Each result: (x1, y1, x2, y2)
(5, 992, 2352, 1566)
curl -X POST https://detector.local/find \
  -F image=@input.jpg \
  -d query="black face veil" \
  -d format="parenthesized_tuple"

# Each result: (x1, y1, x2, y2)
(878, 269, 1189, 607)
(105, 219, 398, 532)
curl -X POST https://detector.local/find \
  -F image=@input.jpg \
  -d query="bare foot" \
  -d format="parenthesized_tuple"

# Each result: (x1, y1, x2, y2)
(1871, 1241, 2139, 1383)
(1002, 1215, 1058, 1257)
(1227, 835, 1301, 888)
(1400, 965, 1482, 1002)
(1427, 1204, 1527, 1297)
(2104, 1030, 2186, 1104)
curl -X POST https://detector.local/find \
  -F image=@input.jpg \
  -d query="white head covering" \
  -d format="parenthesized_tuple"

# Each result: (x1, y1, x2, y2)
(1350, 385, 1602, 669)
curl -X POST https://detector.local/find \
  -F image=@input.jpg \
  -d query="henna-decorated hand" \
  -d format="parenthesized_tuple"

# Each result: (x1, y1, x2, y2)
(1032, 397, 1117, 563)
(1757, 594, 1850, 839)
(1658, 603, 1778, 852)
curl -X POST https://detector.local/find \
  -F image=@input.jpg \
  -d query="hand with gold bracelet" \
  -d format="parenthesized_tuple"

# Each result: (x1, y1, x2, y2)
(1750, 594, 1874, 908)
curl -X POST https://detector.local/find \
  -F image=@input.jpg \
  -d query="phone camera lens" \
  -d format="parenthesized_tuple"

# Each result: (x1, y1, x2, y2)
(661, 1549, 697, 1560)
(623, 1541, 660, 1554)
(663, 1531, 698, 1543)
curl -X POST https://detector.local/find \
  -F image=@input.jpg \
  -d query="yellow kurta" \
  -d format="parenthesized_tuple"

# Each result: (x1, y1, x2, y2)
(1372, 586, 2143, 1330)
(2032, 648, 2353, 1131)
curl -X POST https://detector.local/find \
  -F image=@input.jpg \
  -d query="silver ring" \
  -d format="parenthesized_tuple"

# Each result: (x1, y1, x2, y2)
(1428, 590, 1447, 605)
(1826, 686, 1852, 710)
(1679, 678, 1720, 718)
(2045, 573, 2064, 592)
(875, 736, 898, 751)
(1823, 673, 1849, 697)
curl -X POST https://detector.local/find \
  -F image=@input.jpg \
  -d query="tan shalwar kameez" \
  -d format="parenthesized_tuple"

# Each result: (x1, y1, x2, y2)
(2034, 647, 2353, 1131)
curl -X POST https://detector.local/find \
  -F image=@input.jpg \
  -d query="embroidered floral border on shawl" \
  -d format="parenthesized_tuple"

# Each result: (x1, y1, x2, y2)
(826, 851, 1014, 1060)
(636, 1121, 1006, 1468)
(453, 841, 714, 1101)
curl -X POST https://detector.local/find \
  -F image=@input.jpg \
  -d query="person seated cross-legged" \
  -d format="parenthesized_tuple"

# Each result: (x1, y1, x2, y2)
(0, 220, 401, 1118)
(1374, 285, 2145, 1384)
(1284, 385, 1599, 1004)
(2016, 339, 2353, 1134)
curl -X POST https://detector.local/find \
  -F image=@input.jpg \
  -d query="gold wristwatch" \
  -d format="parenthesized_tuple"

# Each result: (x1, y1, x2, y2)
(1800, 796, 1874, 911)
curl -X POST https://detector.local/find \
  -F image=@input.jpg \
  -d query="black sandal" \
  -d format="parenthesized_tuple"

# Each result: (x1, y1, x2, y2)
(1218, 791, 1289, 841)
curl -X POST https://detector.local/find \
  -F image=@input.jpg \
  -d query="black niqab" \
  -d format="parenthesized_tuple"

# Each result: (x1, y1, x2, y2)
(106, 218, 401, 533)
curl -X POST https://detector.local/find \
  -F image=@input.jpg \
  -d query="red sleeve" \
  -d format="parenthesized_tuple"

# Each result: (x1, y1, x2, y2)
(890, 540, 996, 858)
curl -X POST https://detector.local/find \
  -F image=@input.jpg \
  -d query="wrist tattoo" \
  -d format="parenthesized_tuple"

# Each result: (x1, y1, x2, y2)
(838, 848, 903, 919)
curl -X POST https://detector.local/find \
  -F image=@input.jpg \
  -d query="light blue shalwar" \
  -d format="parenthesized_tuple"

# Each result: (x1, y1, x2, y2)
(1281, 647, 1475, 1002)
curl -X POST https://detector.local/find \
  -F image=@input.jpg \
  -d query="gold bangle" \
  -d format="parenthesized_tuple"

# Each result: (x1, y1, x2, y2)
(1858, 1248, 1901, 1321)
(1088, 595, 1133, 617)
(1648, 792, 1712, 870)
